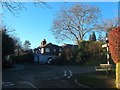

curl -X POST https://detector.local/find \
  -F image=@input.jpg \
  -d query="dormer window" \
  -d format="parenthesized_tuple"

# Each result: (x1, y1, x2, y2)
(54, 49, 56, 52)
(59, 49, 62, 52)
(46, 48, 50, 52)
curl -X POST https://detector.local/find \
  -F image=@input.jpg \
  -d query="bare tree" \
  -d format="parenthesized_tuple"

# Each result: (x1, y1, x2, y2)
(0, 0, 50, 16)
(97, 17, 119, 40)
(51, 3, 102, 45)
(100, 17, 118, 33)
(1, 2, 26, 15)
(23, 40, 31, 51)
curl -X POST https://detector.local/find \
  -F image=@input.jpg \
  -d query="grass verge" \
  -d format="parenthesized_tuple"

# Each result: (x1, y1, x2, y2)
(75, 71, 116, 88)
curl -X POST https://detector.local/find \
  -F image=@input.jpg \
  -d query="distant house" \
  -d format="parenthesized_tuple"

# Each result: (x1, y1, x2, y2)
(34, 39, 78, 64)
(62, 44, 78, 49)
(61, 44, 78, 60)
(40, 42, 62, 56)
(14, 47, 27, 56)
(34, 39, 62, 64)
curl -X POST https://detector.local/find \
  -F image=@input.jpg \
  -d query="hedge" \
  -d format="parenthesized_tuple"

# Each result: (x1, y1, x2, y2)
(108, 27, 120, 64)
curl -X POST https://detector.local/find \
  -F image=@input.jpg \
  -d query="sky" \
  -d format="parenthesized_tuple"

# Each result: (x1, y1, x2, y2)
(2, 2, 118, 49)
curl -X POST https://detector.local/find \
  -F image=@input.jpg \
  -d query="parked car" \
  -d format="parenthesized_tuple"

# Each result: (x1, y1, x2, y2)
(47, 57, 53, 64)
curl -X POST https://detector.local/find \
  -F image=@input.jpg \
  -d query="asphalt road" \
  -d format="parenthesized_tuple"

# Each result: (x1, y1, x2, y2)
(2, 64, 95, 89)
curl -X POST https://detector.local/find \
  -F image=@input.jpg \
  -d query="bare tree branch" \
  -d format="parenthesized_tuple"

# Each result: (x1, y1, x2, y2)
(0, 1, 50, 16)
(100, 17, 118, 33)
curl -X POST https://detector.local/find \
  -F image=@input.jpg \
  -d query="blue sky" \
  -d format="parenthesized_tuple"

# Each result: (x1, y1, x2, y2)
(3, 2, 118, 49)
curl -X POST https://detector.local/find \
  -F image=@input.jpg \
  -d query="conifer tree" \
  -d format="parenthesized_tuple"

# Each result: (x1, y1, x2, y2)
(90, 32, 96, 41)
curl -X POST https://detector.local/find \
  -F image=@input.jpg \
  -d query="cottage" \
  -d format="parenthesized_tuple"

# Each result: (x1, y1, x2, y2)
(34, 39, 62, 64)
(34, 39, 78, 64)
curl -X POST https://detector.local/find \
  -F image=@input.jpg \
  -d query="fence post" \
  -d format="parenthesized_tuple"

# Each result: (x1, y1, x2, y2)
(116, 62, 120, 89)
(106, 37, 110, 64)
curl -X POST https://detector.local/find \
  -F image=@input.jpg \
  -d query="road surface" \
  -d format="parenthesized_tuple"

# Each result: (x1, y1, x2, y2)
(2, 64, 95, 89)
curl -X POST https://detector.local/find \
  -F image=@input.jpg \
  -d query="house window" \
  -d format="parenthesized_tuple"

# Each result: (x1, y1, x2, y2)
(59, 49, 62, 52)
(54, 49, 56, 52)
(46, 48, 50, 52)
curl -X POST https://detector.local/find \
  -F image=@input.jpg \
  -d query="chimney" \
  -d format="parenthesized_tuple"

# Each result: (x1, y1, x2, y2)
(41, 39, 47, 46)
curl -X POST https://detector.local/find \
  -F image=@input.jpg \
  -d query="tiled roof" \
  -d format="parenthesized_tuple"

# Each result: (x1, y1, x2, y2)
(39, 43, 62, 49)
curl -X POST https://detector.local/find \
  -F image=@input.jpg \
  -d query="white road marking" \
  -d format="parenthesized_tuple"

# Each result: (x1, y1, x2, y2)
(3, 81, 37, 89)
(63, 69, 67, 77)
(24, 82, 37, 89)
(63, 68, 73, 78)
(18, 81, 28, 84)
(68, 69, 73, 77)
(66, 76, 71, 78)
(3, 84, 15, 86)
(18, 81, 37, 89)
(2, 82, 13, 84)
(75, 79, 90, 88)
(2, 82, 15, 87)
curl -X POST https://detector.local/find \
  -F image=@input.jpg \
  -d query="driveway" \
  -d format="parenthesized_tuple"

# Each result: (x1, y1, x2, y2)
(2, 64, 95, 88)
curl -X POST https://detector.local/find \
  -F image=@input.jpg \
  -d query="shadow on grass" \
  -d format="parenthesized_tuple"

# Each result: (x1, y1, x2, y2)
(75, 71, 117, 88)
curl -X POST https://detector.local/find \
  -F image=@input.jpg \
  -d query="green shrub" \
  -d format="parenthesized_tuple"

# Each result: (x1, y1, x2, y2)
(50, 41, 107, 65)
(12, 54, 34, 64)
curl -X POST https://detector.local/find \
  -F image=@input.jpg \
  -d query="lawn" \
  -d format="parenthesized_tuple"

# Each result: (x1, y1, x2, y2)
(75, 71, 117, 88)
